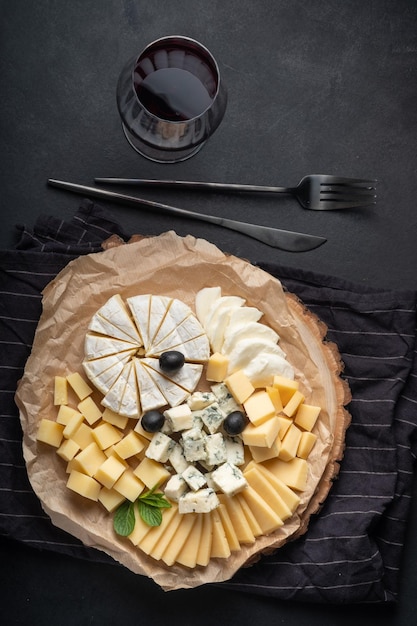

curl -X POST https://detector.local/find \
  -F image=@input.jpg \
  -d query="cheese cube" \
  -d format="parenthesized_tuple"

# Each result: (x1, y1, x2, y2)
(225, 370, 254, 404)
(211, 382, 241, 414)
(56, 405, 83, 426)
(75, 442, 107, 477)
(187, 391, 216, 411)
(294, 403, 321, 431)
(181, 427, 207, 462)
(178, 488, 219, 514)
(277, 415, 293, 439)
(66, 372, 93, 400)
(67, 470, 101, 501)
(77, 396, 102, 425)
(272, 375, 299, 405)
(224, 436, 245, 466)
(98, 487, 126, 512)
(283, 390, 305, 417)
(297, 431, 317, 459)
(133, 457, 171, 489)
(205, 433, 227, 466)
(264, 457, 308, 491)
(94, 455, 126, 489)
(243, 390, 276, 426)
(101, 407, 129, 430)
(62, 411, 85, 439)
(163, 404, 193, 432)
(113, 469, 145, 501)
(241, 416, 280, 448)
(164, 474, 188, 502)
(182, 465, 207, 491)
(168, 442, 189, 473)
(266, 385, 283, 412)
(70, 423, 95, 450)
(92, 422, 122, 450)
(145, 432, 175, 463)
(133, 419, 154, 441)
(56, 438, 80, 462)
(211, 462, 247, 497)
(114, 431, 146, 459)
(206, 352, 229, 382)
(54, 376, 68, 405)
(36, 419, 64, 447)
(195, 402, 226, 434)
(279, 423, 302, 461)
(249, 434, 281, 462)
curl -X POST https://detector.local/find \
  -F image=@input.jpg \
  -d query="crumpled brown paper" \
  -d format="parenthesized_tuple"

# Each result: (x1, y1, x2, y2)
(16, 231, 351, 591)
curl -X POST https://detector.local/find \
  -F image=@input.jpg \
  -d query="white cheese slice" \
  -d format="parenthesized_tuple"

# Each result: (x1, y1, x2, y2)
(101, 361, 132, 413)
(118, 360, 141, 417)
(150, 298, 192, 349)
(222, 322, 279, 355)
(227, 338, 288, 375)
(207, 305, 244, 354)
(226, 306, 263, 329)
(142, 360, 191, 407)
(127, 294, 152, 350)
(84, 333, 139, 360)
(148, 295, 172, 347)
(133, 358, 167, 412)
(92, 294, 143, 343)
(149, 334, 209, 363)
(195, 286, 222, 327)
(82, 350, 135, 394)
(142, 357, 203, 394)
(244, 353, 295, 385)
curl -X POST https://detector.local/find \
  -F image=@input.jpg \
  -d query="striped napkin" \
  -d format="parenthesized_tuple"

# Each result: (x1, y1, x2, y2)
(1, 201, 416, 603)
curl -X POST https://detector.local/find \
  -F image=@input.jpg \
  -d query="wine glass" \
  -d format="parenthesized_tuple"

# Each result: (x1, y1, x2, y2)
(116, 36, 228, 163)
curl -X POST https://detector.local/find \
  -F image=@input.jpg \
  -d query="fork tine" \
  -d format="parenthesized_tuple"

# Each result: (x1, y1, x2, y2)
(321, 187, 377, 197)
(319, 198, 376, 210)
(320, 176, 377, 186)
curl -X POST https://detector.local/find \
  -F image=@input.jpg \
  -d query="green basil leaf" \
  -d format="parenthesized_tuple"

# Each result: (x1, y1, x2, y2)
(113, 500, 135, 536)
(138, 500, 163, 527)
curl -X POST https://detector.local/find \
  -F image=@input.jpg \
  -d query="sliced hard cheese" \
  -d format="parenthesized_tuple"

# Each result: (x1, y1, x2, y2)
(146, 506, 182, 560)
(210, 507, 231, 558)
(196, 512, 213, 566)
(264, 457, 308, 492)
(161, 513, 197, 566)
(240, 485, 284, 534)
(250, 462, 300, 513)
(176, 512, 204, 568)
(243, 465, 292, 521)
(218, 494, 255, 544)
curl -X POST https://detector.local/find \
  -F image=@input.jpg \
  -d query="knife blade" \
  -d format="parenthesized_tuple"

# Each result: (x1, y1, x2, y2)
(47, 179, 326, 253)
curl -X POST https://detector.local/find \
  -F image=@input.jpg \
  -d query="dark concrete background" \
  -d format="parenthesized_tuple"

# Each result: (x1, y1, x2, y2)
(1, 1, 417, 624)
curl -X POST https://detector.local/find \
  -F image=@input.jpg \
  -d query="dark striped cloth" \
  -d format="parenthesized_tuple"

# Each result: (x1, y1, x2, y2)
(1, 202, 416, 603)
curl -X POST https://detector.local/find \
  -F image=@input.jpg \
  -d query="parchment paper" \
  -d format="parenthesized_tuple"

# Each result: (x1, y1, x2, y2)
(16, 231, 351, 591)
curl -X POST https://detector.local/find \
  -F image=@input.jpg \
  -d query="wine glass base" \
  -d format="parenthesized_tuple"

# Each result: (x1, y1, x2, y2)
(121, 125, 206, 163)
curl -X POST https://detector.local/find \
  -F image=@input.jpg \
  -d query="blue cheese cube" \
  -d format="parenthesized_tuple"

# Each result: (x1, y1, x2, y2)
(224, 436, 245, 466)
(164, 474, 188, 502)
(211, 382, 241, 414)
(187, 391, 216, 411)
(145, 431, 175, 463)
(163, 403, 193, 432)
(194, 402, 226, 434)
(178, 488, 220, 514)
(168, 442, 189, 473)
(182, 465, 207, 491)
(181, 427, 207, 462)
(211, 462, 247, 496)
(205, 433, 227, 466)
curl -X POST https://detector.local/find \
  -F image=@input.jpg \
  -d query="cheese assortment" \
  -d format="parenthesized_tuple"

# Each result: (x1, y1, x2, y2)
(36, 287, 324, 569)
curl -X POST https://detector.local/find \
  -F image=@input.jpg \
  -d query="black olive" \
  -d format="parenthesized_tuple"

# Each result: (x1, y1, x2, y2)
(141, 410, 165, 433)
(223, 411, 247, 436)
(159, 350, 185, 373)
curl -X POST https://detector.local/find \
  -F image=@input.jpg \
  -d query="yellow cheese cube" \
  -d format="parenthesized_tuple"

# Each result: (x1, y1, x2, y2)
(279, 423, 302, 461)
(133, 457, 171, 489)
(77, 396, 102, 426)
(98, 487, 126, 512)
(66, 372, 93, 400)
(250, 462, 300, 513)
(294, 403, 321, 431)
(206, 352, 229, 382)
(54, 376, 68, 405)
(66, 457, 83, 474)
(133, 419, 154, 441)
(249, 434, 281, 462)
(62, 412, 85, 439)
(92, 422, 122, 450)
(243, 390, 276, 426)
(56, 438, 80, 462)
(75, 441, 107, 477)
(273, 375, 299, 405)
(70, 423, 95, 450)
(240, 485, 283, 534)
(67, 470, 101, 501)
(283, 390, 305, 418)
(225, 370, 255, 404)
(266, 386, 283, 412)
(277, 415, 293, 439)
(56, 405, 82, 426)
(243, 465, 292, 521)
(297, 431, 317, 459)
(101, 407, 129, 430)
(241, 416, 281, 448)
(114, 431, 146, 459)
(113, 469, 145, 501)
(36, 419, 64, 447)
(94, 454, 126, 489)
(264, 457, 308, 492)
